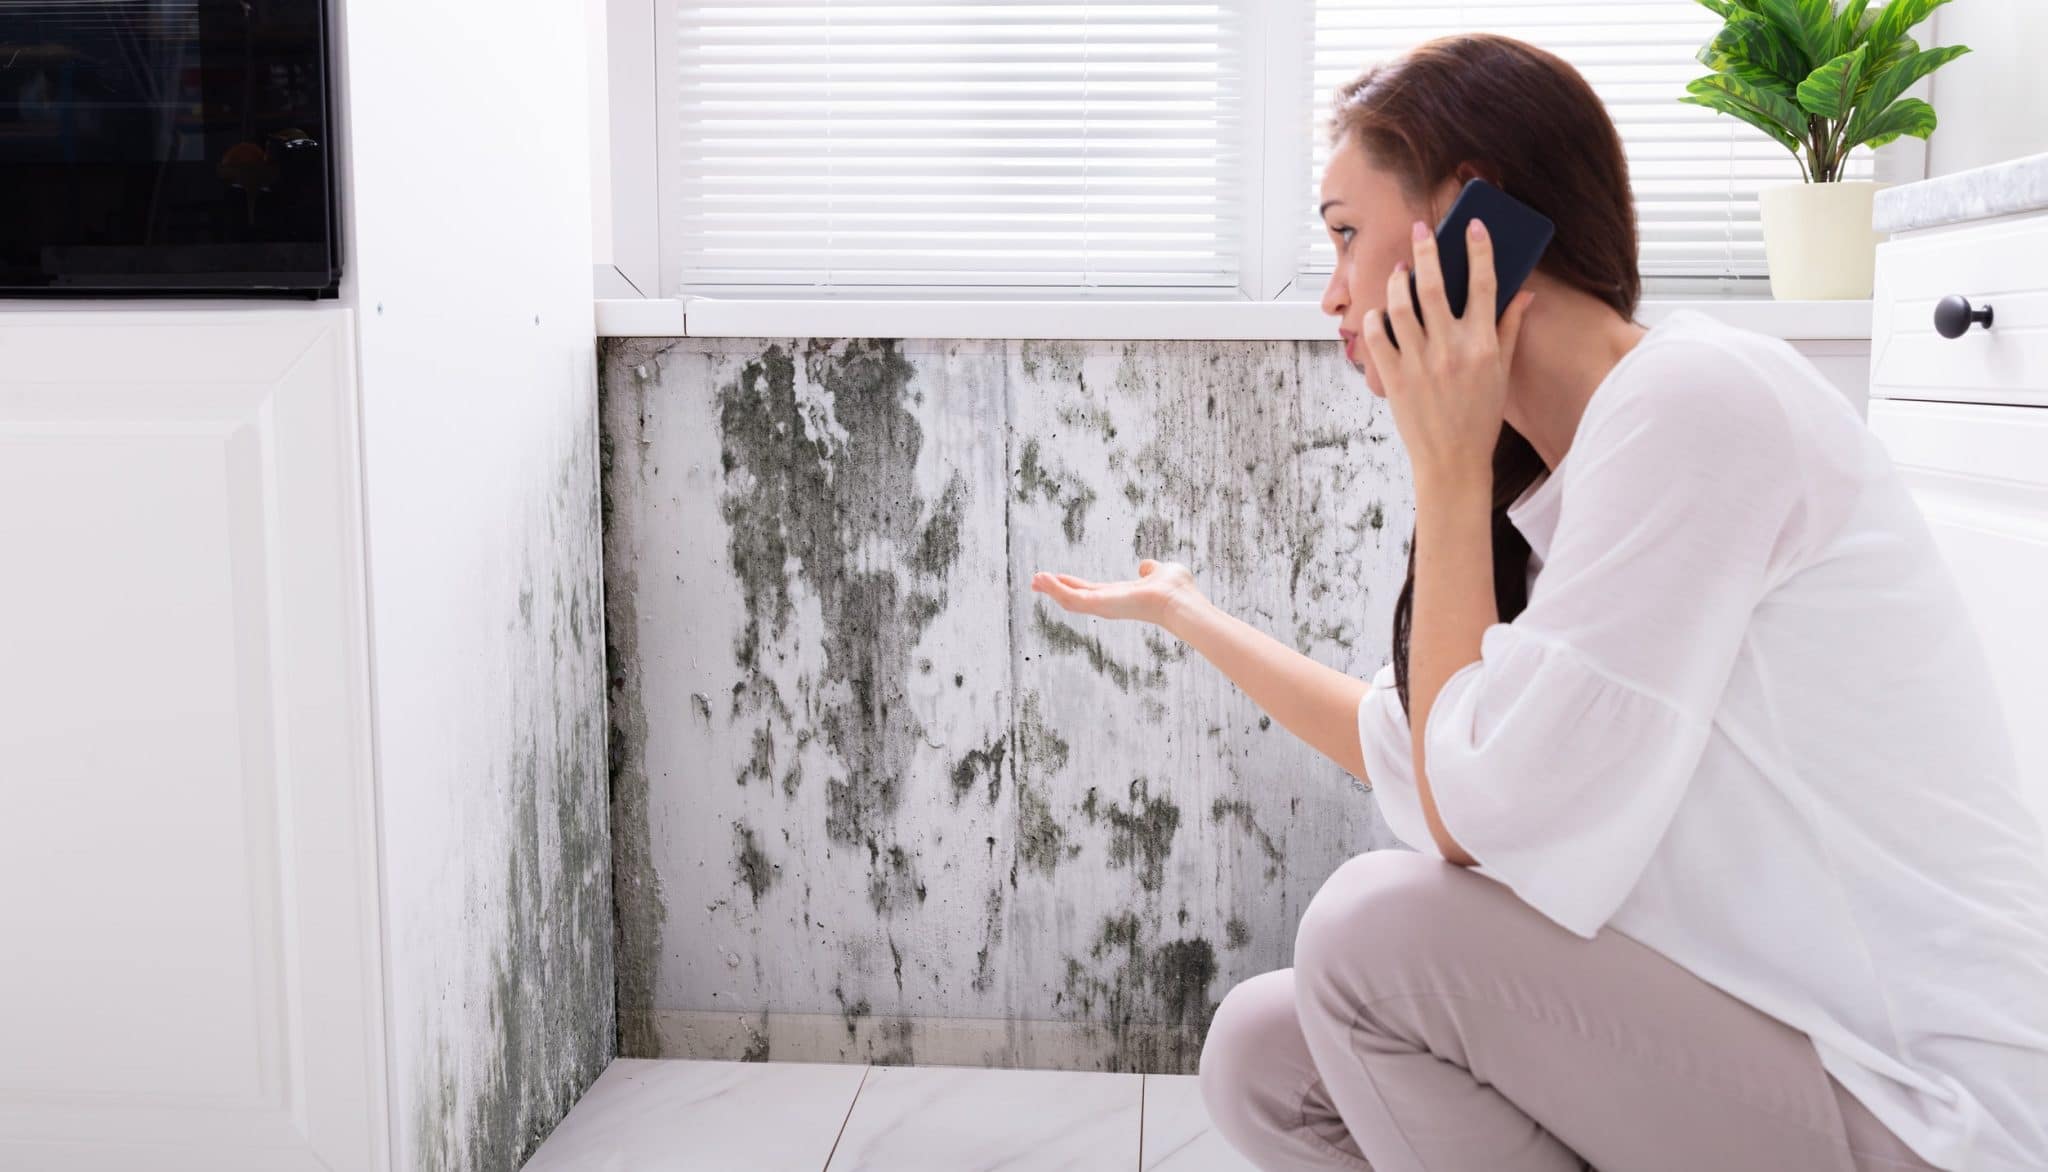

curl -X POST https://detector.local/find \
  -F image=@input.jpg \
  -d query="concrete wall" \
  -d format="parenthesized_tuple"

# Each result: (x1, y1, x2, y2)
(333, 0, 615, 1166)
(600, 334, 1410, 1073)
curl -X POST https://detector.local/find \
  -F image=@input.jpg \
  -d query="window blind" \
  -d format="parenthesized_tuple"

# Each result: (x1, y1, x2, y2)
(1295, 0, 1875, 284)
(668, 1, 1250, 292)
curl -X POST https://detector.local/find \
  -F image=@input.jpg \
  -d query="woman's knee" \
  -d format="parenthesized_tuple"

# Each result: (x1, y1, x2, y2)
(1293, 849, 1454, 988)
(1199, 968, 1301, 1131)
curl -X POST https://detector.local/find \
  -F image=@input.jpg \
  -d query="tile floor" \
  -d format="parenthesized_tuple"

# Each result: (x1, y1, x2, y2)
(520, 1058, 1259, 1171)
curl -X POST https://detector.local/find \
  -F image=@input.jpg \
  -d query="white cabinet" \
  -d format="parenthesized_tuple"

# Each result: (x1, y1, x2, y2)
(1867, 188, 2048, 840)
(0, 307, 388, 1171)
(1869, 212, 2048, 409)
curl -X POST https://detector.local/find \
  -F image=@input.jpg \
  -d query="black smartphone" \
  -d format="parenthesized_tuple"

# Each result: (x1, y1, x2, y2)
(1382, 178, 1555, 350)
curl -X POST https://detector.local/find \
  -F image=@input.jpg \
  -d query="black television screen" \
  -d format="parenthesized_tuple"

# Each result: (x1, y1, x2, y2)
(0, 0, 340, 296)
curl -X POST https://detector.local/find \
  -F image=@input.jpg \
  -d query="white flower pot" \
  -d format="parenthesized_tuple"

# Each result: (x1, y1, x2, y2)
(1758, 179, 1892, 300)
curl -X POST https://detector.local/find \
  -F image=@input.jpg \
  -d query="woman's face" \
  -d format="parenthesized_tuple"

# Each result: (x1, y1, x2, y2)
(1318, 138, 1449, 399)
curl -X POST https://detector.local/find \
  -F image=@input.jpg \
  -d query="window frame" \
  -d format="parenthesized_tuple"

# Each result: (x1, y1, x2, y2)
(595, 0, 1933, 333)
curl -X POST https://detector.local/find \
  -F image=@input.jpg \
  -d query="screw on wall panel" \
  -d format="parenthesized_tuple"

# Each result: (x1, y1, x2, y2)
(376, 302, 383, 315)
(534, 314, 541, 325)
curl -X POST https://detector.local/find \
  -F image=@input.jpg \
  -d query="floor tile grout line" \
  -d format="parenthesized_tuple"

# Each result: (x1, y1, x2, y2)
(819, 1063, 874, 1172)
(1137, 1073, 1147, 1172)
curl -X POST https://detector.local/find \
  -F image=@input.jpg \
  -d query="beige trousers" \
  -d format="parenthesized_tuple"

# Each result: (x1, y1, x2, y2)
(1198, 849, 1945, 1172)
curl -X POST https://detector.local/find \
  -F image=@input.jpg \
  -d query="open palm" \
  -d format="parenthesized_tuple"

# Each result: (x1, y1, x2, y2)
(1030, 558, 1200, 625)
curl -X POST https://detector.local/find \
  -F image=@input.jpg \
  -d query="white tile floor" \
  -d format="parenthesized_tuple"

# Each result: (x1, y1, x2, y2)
(520, 1058, 1258, 1171)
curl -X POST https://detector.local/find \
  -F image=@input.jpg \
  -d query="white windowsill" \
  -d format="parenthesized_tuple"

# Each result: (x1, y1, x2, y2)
(593, 293, 1872, 342)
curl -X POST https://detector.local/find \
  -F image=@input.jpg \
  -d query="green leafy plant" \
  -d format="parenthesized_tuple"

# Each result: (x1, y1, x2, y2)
(1681, 0, 1970, 182)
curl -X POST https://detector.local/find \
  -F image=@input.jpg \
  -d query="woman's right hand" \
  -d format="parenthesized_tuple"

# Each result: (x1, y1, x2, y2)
(1030, 558, 1204, 627)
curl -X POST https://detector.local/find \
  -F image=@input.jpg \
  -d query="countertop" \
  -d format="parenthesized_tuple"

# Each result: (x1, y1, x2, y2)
(1873, 150, 2048, 234)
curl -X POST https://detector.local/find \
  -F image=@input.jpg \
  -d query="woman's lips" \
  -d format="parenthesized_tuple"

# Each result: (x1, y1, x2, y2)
(1340, 329, 1358, 360)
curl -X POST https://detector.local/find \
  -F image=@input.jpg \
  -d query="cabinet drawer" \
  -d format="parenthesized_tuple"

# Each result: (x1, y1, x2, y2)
(1870, 213, 2048, 407)
(1867, 397, 2048, 837)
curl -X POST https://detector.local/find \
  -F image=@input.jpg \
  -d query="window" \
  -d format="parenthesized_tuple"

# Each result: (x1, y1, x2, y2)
(639, 0, 1918, 303)
(1294, 0, 1880, 293)
(660, 2, 1251, 293)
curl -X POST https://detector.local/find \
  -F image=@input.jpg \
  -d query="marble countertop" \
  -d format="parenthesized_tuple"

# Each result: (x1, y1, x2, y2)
(1874, 150, 2048, 234)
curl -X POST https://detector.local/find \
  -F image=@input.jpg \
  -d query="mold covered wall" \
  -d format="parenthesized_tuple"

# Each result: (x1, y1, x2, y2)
(336, 0, 617, 1162)
(386, 396, 616, 1169)
(601, 335, 1412, 1073)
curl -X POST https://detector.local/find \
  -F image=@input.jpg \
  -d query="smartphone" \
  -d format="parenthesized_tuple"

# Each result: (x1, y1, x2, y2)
(1382, 178, 1555, 350)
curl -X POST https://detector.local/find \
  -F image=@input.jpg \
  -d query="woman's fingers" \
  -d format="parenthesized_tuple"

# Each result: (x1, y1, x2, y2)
(1031, 571, 1098, 613)
(1410, 219, 1453, 332)
(1464, 217, 1497, 330)
(1383, 259, 1425, 355)
(1032, 561, 1197, 626)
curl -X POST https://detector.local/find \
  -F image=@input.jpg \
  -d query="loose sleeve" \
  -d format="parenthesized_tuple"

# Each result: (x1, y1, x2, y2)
(1420, 346, 1808, 939)
(1355, 661, 1445, 861)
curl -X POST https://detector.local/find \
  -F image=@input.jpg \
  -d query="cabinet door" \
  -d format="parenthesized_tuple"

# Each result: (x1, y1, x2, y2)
(0, 309, 387, 1171)
(1868, 396, 2048, 840)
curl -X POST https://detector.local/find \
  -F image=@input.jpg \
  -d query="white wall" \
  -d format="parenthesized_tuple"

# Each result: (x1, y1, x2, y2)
(589, 0, 613, 268)
(1927, 4, 2048, 176)
(332, 0, 615, 1167)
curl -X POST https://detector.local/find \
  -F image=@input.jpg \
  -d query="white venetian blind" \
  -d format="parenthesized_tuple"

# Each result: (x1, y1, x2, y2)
(1296, 0, 1874, 283)
(669, 1, 1250, 292)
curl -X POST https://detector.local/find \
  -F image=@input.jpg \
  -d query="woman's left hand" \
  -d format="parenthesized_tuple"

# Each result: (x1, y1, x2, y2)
(1360, 216, 1536, 496)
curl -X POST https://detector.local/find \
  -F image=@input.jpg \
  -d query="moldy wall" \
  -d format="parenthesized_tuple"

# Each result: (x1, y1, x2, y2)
(600, 334, 1413, 1074)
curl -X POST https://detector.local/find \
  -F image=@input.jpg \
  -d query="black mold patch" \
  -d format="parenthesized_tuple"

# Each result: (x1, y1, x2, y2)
(833, 984, 872, 1041)
(1132, 514, 1178, 559)
(738, 726, 775, 788)
(1111, 342, 1318, 586)
(871, 1018, 917, 1066)
(735, 822, 777, 905)
(1152, 939, 1221, 1036)
(949, 734, 1007, 807)
(1032, 608, 1165, 692)
(1016, 691, 1070, 775)
(1213, 797, 1284, 881)
(1295, 618, 1356, 652)
(864, 834, 927, 914)
(911, 471, 967, 577)
(1054, 911, 1220, 1074)
(714, 339, 952, 898)
(1225, 917, 1251, 949)
(1142, 629, 1190, 667)
(972, 882, 1005, 993)
(1081, 776, 1182, 892)
(1016, 779, 1073, 877)
(1056, 398, 1120, 443)
(741, 1026, 771, 1062)
(1015, 436, 1098, 544)
(904, 590, 946, 637)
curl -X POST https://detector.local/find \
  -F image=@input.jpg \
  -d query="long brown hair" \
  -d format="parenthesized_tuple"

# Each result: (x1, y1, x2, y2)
(1323, 33, 1643, 713)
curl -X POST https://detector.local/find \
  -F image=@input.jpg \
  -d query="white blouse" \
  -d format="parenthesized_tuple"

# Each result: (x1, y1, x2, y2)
(1356, 308, 2048, 1172)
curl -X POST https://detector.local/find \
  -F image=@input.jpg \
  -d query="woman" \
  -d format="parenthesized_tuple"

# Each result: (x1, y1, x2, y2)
(1029, 33, 2048, 1172)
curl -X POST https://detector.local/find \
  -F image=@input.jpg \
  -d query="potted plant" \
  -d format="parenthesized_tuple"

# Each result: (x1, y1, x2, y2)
(1681, 0, 1970, 299)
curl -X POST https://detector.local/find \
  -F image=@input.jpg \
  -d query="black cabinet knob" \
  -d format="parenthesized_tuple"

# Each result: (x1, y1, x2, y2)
(1933, 294, 1993, 338)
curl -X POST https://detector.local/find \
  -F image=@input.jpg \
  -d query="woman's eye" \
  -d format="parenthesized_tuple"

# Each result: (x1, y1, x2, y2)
(1335, 226, 1355, 246)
